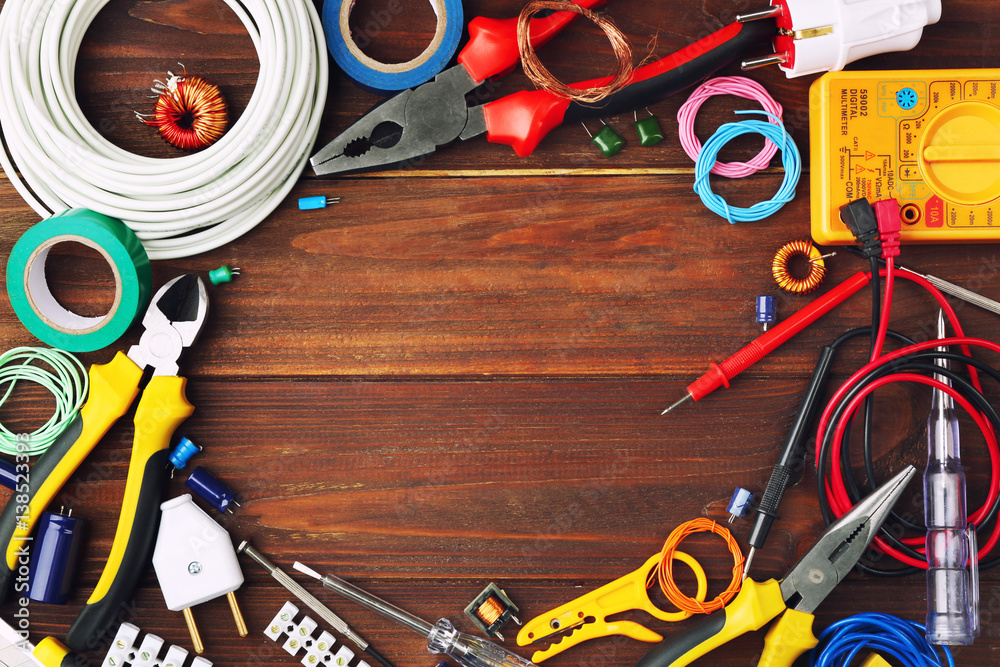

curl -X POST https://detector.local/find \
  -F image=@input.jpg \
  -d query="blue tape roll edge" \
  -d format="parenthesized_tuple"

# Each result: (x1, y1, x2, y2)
(322, 0, 464, 94)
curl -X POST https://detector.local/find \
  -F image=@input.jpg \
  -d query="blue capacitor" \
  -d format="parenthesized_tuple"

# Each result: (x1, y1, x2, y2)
(298, 196, 340, 210)
(755, 295, 775, 329)
(186, 466, 239, 513)
(28, 512, 84, 604)
(169, 437, 202, 470)
(726, 487, 755, 522)
(0, 458, 17, 490)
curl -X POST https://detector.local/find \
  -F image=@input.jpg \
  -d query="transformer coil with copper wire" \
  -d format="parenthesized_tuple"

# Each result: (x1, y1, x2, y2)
(464, 583, 521, 640)
(141, 72, 229, 151)
(772, 239, 829, 294)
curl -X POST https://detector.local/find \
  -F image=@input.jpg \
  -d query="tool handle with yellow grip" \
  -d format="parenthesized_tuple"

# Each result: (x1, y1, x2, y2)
(33, 637, 89, 667)
(66, 375, 193, 651)
(634, 580, 787, 667)
(758, 608, 819, 667)
(0, 352, 142, 604)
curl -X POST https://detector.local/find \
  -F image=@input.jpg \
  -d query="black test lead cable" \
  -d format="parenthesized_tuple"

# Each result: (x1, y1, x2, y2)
(742, 328, 913, 577)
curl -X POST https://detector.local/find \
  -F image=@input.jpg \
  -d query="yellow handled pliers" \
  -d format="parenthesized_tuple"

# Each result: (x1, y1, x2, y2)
(0, 274, 209, 651)
(634, 466, 915, 667)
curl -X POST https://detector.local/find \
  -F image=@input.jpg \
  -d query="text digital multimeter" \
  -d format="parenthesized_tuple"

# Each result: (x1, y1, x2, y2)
(811, 69, 1000, 244)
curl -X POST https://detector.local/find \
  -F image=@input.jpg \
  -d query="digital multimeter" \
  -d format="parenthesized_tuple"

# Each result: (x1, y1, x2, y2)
(811, 69, 1000, 244)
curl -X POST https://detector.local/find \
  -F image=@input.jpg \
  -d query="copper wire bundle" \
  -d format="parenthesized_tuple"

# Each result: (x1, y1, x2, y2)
(516, 0, 634, 104)
(647, 518, 744, 615)
(772, 239, 829, 294)
(142, 73, 229, 151)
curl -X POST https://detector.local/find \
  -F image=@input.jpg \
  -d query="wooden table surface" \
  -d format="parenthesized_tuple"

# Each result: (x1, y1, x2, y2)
(2, 0, 1000, 665)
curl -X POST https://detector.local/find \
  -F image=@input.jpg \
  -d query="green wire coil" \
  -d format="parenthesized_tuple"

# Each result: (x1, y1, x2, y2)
(0, 347, 88, 456)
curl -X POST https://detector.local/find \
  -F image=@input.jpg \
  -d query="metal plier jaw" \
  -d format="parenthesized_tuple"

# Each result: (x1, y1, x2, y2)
(780, 466, 915, 614)
(127, 274, 209, 377)
(310, 66, 487, 175)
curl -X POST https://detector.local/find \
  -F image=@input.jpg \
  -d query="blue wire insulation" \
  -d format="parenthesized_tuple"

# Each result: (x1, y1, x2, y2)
(693, 110, 801, 224)
(809, 612, 955, 667)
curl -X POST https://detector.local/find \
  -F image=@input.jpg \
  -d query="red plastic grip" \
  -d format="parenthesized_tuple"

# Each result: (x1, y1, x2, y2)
(481, 90, 572, 157)
(481, 21, 749, 157)
(458, 0, 611, 84)
(687, 272, 873, 402)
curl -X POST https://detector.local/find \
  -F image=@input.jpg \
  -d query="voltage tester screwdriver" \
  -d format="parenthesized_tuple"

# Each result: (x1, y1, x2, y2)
(292, 561, 539, 667)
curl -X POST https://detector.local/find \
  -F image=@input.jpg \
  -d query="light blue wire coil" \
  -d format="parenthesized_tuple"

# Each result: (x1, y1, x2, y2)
(693, 110, 801, 224)
(809, 613, 955, 667)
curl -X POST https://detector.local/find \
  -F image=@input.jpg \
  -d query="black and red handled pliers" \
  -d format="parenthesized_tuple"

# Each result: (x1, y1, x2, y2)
(310, 2, 776, 175)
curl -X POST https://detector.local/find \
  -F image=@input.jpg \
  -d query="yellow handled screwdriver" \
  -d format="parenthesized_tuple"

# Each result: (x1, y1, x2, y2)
(634, 466, 916, 667)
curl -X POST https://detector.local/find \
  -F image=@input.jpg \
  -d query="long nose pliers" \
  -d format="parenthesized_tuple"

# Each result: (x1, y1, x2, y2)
(0, 274, 209, 651)
(310, 1, 776, 175)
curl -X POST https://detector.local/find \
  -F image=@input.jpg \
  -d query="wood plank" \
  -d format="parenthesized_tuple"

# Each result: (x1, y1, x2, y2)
(11, 379, 999, 665)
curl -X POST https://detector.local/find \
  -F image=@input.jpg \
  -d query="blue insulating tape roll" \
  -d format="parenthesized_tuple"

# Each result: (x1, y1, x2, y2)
(322, 0, 464, 94)
(5, 209, 152, 353)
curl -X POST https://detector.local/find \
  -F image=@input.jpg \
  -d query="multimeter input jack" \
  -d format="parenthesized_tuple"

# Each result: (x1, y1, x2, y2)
(900, 203, 922, 225)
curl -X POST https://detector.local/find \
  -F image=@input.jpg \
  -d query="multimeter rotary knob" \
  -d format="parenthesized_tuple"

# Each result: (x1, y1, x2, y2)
(918, 100, 1000, 206)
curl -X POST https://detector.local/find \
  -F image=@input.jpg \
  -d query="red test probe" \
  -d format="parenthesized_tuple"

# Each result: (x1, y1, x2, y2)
(662, 271, 872, 414)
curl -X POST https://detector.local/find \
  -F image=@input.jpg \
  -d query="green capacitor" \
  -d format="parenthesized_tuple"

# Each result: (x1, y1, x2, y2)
(592, 124, 624, 157)
(209, 265, 240, 285)
(635, 115, 664, 146)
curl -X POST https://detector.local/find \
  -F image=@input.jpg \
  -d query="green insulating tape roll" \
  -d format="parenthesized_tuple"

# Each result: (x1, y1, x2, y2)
(5, 209, 152, 352)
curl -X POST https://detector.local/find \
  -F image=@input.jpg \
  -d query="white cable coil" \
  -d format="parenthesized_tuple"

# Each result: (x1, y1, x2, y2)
(0, 0, 328, 259)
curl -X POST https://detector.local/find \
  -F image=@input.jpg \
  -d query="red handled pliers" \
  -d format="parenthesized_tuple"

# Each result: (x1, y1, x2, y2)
(310, 2, 776, 175)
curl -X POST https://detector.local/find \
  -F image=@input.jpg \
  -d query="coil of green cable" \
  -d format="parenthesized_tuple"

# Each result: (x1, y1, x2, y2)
(0, 347, 88, 456)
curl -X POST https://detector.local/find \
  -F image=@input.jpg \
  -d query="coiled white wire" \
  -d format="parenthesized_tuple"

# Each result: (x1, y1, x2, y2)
(0, 0, 328, 259)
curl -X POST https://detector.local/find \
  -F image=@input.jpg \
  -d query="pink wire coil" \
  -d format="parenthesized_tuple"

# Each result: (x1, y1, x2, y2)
(677, 76, 784, 178)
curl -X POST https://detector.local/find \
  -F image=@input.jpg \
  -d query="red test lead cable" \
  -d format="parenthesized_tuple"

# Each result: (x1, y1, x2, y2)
(662, 271, 872, 414)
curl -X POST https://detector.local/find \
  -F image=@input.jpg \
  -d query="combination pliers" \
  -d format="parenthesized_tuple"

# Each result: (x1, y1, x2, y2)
(311, 2, 776, 175)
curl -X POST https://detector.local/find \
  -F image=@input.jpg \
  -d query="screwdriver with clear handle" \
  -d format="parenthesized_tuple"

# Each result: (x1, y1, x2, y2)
(924, 309, 980, 645)
(293, 561, 539, 667)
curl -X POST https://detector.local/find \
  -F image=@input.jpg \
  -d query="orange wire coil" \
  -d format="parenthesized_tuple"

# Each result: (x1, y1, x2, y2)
(647, 518, 744, 615)
(772, 239, 828, 294)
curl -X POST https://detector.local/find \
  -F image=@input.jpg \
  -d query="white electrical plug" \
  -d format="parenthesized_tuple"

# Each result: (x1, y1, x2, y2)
(152, 495, 248, 653)
(740, 0, 942, 77)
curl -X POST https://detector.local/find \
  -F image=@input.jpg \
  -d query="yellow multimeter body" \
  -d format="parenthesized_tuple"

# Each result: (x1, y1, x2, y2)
(810, 69, 1000, 244)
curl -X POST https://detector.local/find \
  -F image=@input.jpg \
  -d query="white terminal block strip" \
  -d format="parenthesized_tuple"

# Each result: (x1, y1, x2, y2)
(266, 602, 371, 667)
(103, 623, 212, 667)
(778, 0, 942, 77)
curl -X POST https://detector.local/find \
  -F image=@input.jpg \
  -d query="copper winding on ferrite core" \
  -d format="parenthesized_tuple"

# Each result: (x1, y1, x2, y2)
(476, 596, 506, 626)
(772, 239, 828, 294)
